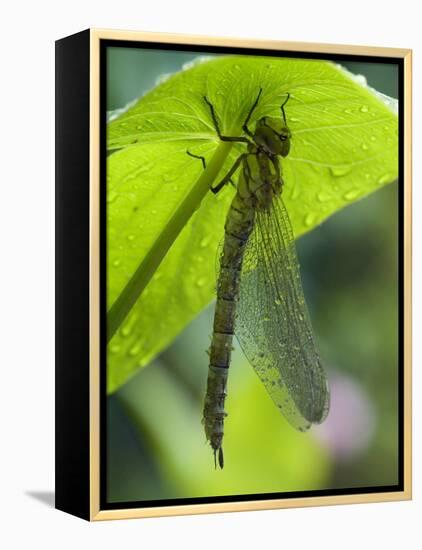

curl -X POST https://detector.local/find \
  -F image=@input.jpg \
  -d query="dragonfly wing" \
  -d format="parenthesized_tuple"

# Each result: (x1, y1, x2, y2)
(235, 195, 329, 431)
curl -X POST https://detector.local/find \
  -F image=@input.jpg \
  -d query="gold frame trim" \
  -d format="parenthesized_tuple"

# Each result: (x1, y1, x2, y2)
(89, 28, 412, 521)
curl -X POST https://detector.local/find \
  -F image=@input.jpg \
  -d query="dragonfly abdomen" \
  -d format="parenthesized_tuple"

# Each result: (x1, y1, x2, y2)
(203, 193, 254, 468)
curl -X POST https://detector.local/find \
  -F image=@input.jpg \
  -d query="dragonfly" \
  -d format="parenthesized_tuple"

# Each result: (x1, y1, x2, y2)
(188, 89, 329, 469)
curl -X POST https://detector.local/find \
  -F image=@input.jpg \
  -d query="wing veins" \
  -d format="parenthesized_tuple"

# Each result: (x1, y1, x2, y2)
(235, 195, 329, 427)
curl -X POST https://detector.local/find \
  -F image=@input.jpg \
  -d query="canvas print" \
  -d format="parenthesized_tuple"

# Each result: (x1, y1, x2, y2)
(104, 44, 400, 506)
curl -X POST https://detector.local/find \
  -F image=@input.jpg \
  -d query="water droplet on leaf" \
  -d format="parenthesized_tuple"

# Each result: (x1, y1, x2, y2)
(290, 185, 300, 200)
(128, 344, 141, 357)
(196, 277, 206, 288)
(343, 189, 361, 200)
(200, 236, 211, 248)
(107, 191, 118, 204)
(378, 173, 395, 185)
(304, 212, 316, 227)
(330, 165, 352, 177)
(317, 190, 331, 202)
(121, 324, 132, 337)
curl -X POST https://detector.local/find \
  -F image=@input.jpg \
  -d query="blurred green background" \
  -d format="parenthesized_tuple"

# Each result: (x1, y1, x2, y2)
(106, 48, 399, 503)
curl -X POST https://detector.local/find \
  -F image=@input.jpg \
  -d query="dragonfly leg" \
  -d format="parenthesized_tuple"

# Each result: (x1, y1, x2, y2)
(204, 96, 250, 145)
(242, 87, 263, 138)
(280, 92, 290, 125)
(210, 153, 247, 194)
(187, 149, 237, 192)
(186, 150, 206, 169)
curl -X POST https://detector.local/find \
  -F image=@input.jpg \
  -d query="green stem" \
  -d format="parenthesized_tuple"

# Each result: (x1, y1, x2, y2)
(107, 141, 233, 343)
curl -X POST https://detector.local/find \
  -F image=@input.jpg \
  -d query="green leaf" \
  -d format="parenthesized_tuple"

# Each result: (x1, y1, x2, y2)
(107, 56, 398, 393)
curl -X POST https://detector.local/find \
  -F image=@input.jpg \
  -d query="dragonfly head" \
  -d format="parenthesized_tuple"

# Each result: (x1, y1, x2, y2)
(253, 93, 291, 157)
(255, 118, 291, 157)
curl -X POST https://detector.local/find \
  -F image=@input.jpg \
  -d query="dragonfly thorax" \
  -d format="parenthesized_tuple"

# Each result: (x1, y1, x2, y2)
(239, 152, 282, 211)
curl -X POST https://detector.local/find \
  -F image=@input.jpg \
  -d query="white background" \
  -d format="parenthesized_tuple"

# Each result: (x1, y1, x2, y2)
(0, 0, 419, 548)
